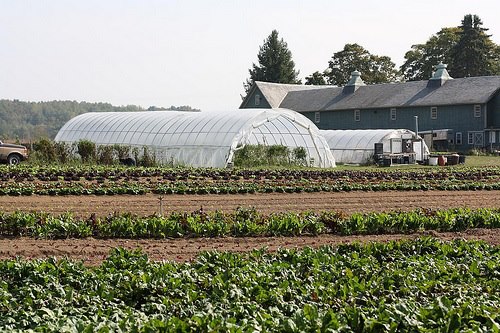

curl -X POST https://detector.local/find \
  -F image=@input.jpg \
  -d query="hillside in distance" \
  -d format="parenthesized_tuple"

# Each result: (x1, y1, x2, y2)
(0, 100, 199, 141)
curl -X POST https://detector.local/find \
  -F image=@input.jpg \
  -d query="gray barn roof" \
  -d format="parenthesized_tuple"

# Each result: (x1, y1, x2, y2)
(273, 76, 500, 111)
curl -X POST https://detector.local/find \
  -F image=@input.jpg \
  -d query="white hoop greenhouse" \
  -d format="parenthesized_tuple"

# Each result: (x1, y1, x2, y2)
(320, 129, 429, 165)
(55, 108, 336, 168)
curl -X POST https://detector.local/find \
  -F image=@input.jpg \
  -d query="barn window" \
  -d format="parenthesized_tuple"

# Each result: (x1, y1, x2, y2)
(455, 132, 462, 145)
(314, 112, 320, 123)
(354, 109, 360, 122)
(430, 106, 437, 119)
(468, 131, 484, 145)
(254, 94, 261, 106)
(474, 105, 481, 118)
(390, 108, 396, 121)
(468, 132, 473, 145)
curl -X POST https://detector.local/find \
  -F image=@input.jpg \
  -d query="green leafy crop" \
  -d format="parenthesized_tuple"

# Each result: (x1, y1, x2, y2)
(0, 238, 499, 331)
(1, 208, 500, 239)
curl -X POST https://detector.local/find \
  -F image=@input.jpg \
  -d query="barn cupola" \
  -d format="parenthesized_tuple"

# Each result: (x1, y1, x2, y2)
(343, 70, 365, 94)
(427, 63, 453, 88)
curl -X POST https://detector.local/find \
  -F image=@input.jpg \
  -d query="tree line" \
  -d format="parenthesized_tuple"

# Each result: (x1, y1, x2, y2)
(1, 14, 497, 141)
(0, 100, 199, 141)
(244, 14, 500, 92)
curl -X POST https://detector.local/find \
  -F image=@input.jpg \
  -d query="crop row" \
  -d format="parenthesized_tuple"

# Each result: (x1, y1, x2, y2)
(1, 179, 500, 196)
(2, 164, 500, 182)
(1, 238, 499, 331)
(1, 208, 499, 239)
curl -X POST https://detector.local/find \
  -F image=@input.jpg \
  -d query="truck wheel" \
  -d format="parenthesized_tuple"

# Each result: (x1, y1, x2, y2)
(7, 154, 21, 165)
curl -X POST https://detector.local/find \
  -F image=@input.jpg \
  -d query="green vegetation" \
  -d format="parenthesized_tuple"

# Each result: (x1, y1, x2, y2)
(1, 238, 499, 331)
(0, 100, 142, 141)
(324, 43, 398, 85)
(1, 208, 499, 239)
(28, 139, 160, 167)
(449, 14, 500, 78)
(402, 14, 499, 80)
(304, 14, 499, 84)
(244, 29, 301, 94)
(458, 155, 500, 167)
(0, 100, 200, 141)
(233, 145, 308, 168)
(1, 164, 500, 196)
(22, 138, 500, 169)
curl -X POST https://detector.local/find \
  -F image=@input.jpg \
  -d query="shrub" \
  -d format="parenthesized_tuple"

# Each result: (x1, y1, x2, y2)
(97, 145, 116, 165)
(77, 140, 96, 163)
(54, 141, 73, 163)
(292, 147, 307, 166)
(233, 144, 306, 168)
(31, 138, 57, 163)
(113, 144, 131, 160)
(138, 146, 157, 167)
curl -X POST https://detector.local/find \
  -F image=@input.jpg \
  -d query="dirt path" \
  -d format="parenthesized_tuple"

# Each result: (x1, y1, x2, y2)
(1, 191, 499, 217)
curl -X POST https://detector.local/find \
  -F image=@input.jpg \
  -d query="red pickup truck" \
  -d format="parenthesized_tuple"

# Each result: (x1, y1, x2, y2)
(0, 140, 29, 165)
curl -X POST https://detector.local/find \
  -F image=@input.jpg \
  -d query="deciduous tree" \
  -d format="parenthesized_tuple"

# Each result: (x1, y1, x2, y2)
(401, 15, 499, 80)
(400, 28, 460, 81)
(324, 44, 398, 86)
(305, 71, 326, 85)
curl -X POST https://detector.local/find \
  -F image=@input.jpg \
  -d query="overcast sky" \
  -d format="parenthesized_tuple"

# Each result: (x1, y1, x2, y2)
(1, 0, 499, 111)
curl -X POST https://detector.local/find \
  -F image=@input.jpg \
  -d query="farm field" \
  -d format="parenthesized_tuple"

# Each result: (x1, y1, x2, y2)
(1, 163, 500, 262)
(0, 190, 499, 217)
(2, 239, 500, 331)
(1, 164, 500, 331)
(0, 191, 500, 264)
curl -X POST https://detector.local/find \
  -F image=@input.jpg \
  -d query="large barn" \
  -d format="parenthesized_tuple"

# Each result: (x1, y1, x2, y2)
(55, 108, 336, 168)
(241, 64, 500, 152)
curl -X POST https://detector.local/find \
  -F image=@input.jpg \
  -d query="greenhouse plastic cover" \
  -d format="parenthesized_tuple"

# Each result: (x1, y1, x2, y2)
(320, 129, 429, 164)
(55, 108, 336, 168)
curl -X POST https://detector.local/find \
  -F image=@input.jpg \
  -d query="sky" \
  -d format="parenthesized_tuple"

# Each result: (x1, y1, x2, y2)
(1, 0, 499, 112)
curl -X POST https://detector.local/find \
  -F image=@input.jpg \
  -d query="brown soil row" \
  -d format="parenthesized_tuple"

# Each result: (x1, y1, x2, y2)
(1, 191, 499, 264)
(0, 190, 499, 217)
(1, 229, 498, 265)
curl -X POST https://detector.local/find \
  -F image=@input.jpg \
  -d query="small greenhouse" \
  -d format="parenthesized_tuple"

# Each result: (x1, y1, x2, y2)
(320, 129, 429, 165)
(55, 108, 336, 168)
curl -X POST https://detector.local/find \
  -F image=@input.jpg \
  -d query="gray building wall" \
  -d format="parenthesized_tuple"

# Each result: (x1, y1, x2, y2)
(486, 92, 500, 148)
(487, 92, 500, 128)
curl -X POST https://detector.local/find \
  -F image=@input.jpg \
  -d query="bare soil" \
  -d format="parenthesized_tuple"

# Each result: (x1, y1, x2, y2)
(1, 191, 499, 264)
(1, 191, 499, 217)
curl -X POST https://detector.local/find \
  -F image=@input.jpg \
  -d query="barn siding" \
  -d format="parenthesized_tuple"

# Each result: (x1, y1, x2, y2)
(487, 92, 500, 128)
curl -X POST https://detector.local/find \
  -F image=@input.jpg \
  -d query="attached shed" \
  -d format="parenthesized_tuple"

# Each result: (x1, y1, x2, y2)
(55, 108, 336, 168)
(320, 129, 429, 165)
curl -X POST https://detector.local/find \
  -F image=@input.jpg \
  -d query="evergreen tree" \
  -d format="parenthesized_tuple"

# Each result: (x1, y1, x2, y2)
(244, 30, 301, 94)
(449, 14, 499, 77)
